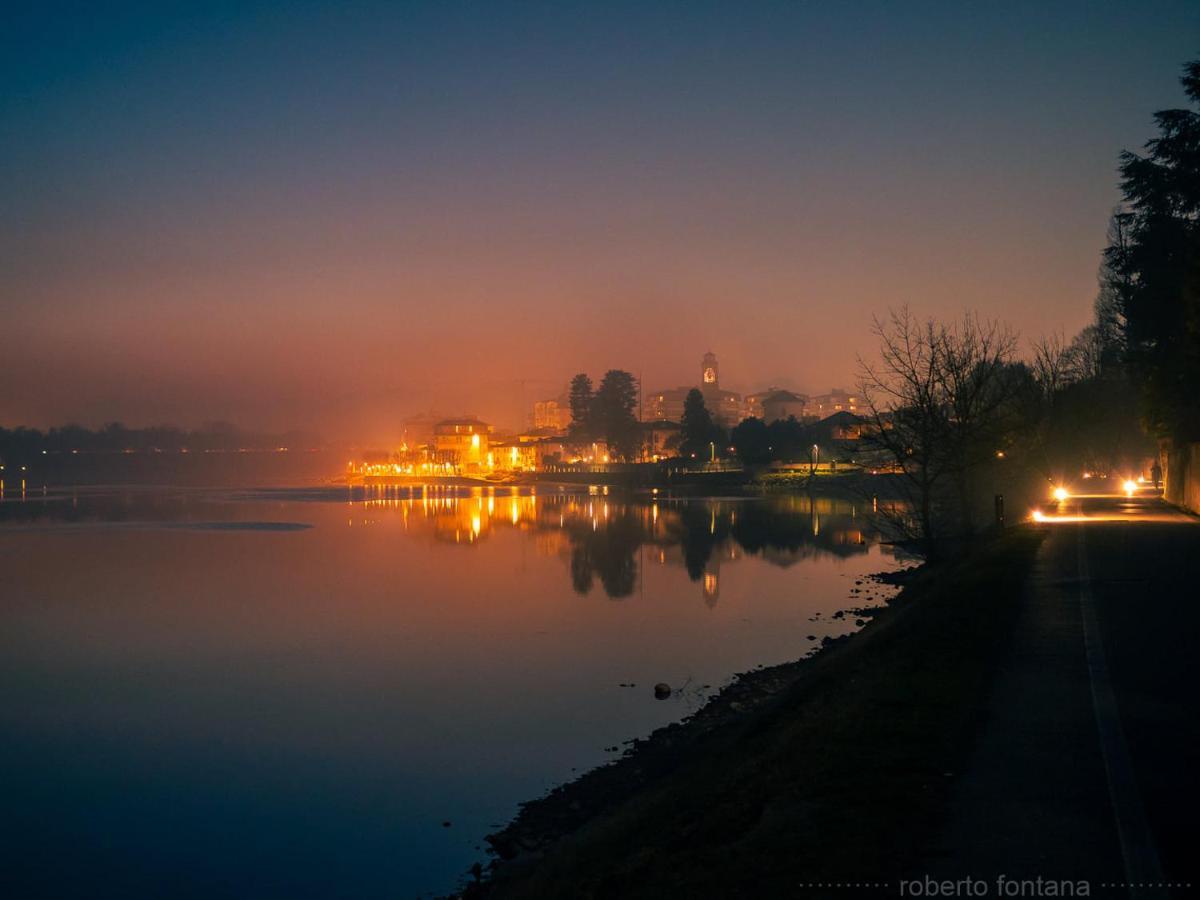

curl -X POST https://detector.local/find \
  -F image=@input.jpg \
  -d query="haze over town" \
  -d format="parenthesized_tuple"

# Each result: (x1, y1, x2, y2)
(4, 2, 1199, 443)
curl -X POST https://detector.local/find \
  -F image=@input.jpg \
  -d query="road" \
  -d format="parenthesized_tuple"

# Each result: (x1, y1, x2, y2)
(926, 491, 1198, 899)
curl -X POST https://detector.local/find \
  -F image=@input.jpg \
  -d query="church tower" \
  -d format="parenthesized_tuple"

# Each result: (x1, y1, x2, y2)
(701, 351, 719, 390)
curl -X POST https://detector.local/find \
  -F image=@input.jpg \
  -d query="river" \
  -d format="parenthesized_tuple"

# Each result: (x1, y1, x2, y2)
(0, 483, 904, 897)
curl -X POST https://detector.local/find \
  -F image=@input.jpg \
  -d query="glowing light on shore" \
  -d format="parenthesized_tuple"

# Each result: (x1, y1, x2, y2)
(1052, 487, 1069, 502)
(1123, 479, 1137, 497)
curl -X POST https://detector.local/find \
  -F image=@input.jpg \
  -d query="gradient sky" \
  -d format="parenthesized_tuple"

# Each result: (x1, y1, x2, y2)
(3, 1, 1198, 441)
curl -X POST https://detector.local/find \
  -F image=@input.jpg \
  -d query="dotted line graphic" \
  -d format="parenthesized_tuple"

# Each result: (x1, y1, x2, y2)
(1099, 885, 1192, 890)
(790, 882, 1195, 892)
(797, 885, 890, 890)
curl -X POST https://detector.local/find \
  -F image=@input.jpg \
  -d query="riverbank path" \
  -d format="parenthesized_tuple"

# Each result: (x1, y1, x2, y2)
(925, 491, 1198, 899)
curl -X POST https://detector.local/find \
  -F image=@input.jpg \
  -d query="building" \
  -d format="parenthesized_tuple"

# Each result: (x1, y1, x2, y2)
(645, 352, 743, 428)
(401, 412, 443, 450)
(824, 410, 864, 441)
(532, 394, 569, 432)
(743, 389, 774, 421)
(488, 438, 539, 471)
(810, 388, 859, 417)
(641, 420, 681, 461)
(433, 418, 492, 470)
(760, 389, 809, 423)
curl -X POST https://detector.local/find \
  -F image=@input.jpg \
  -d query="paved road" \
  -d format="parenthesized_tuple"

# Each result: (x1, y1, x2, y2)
(926, 493, 1198, 899)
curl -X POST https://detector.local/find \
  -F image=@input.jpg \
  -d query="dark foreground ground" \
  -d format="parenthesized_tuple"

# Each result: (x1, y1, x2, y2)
(459, 494, 1199, 899)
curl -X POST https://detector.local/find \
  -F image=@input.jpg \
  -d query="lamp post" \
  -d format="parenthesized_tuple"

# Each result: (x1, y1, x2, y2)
(811, 443, 818, 475)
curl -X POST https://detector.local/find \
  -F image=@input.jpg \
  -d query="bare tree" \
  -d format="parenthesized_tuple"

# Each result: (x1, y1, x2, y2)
(858, 307, 1020, 557)
(1031, 331, 1071, 401)
(1065, 325, 1107, 382)
(939, 314, 1022, 534)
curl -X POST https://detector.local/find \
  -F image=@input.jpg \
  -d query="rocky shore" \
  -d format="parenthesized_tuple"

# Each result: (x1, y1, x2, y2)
(454, 531, 1041, 898)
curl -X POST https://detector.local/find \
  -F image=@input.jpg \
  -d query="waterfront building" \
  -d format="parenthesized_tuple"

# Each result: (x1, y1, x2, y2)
(433, 418, 492, 470)
(488, 438, 539, 471)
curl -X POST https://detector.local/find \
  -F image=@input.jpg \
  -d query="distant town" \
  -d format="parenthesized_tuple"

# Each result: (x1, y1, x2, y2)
(351, 352, 871, 480)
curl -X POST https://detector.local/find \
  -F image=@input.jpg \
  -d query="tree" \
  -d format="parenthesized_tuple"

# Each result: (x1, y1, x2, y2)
(567, 373, 594, 441)
(731, 416, 772, 464)
(766, 416, 807, 462)
(679, 389, 722, 459)
(593, 370, 640, 461)
(1030, 331, 1071, 402)
(1108, 59, 1200, 441)
(857, 307, 1021, 557)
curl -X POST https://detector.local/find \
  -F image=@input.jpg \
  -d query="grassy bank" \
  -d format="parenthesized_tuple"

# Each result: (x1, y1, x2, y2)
(460, 527, 1044, 899)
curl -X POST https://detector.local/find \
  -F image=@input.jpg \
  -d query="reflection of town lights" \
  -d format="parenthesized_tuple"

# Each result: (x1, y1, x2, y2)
(1053, 487, 1069, 502)
(1123, 479, 1137, 497)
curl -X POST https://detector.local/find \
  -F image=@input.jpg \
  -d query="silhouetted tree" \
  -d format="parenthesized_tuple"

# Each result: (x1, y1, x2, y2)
(593, 370, 640, 461)
(858, 307, 1021, 556)
(679, 389, 723, 459)
(562, 504, 643, 598)
(1027, 227, 1153, 481)
(1109, 58, 1200, 441)
(567, 373, 594, 441)
(1030, 331, 1071, 403)
(766, 416, 807, 461)
(731, 416, 773, 464)
(674, 502, 727, 580)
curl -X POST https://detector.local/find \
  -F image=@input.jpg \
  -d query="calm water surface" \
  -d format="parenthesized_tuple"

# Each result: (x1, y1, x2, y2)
(0, 485, 902, 898)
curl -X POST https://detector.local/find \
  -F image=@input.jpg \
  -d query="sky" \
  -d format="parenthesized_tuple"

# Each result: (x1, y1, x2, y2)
(2, 1, 1198, 442)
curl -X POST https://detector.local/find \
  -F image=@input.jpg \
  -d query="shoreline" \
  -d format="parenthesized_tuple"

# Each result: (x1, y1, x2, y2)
(456, 528, 1043, 898)
(478, 570, 913, 868)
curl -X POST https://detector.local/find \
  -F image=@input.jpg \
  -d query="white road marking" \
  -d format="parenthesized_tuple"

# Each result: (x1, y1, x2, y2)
(1076, 526, 1166, 899)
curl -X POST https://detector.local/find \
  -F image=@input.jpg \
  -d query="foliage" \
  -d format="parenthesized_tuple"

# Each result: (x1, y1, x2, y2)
(730, 417, 772, 464)
(857, 307, 1023, 557)
(679, 389, 725, 459)
(593, 370, 641, 461)
(567, 373, 594, 441)
(1107, 59, 1200, 441)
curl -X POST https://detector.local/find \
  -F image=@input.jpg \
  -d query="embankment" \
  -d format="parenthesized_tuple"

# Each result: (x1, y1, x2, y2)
(458, 528, 1044, 899)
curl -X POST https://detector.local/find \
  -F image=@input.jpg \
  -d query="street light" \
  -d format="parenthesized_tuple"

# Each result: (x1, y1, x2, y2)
(811, 443, 819, 475)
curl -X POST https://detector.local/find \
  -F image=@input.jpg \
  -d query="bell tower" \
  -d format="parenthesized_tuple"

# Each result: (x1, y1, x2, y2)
(701, 351, 719, 389)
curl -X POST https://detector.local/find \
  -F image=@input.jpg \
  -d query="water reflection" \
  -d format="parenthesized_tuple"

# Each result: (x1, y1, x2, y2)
(348, 487, 894, 602)
(0, 484, 904, 898)
(2, 487, 898, 606)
